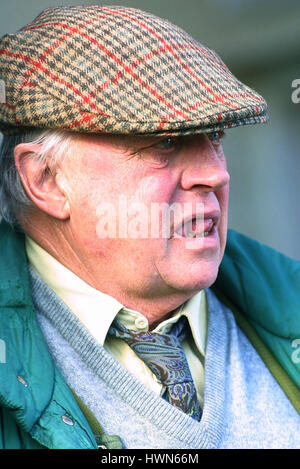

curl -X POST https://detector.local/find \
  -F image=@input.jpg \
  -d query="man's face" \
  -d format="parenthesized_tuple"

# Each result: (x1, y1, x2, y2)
(60, 131, 230, 303)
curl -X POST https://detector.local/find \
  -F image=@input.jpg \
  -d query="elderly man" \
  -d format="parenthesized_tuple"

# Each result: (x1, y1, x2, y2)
(0, 6, 299, 450)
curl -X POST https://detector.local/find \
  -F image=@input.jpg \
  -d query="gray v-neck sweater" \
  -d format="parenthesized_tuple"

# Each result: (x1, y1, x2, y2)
(29, 268, 300, 449)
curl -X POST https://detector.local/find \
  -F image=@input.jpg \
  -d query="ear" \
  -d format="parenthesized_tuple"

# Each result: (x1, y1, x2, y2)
(14, 143, 70, 220)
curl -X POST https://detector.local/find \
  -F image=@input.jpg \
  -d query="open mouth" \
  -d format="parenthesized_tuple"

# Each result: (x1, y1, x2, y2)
(172, 216, 215, 239)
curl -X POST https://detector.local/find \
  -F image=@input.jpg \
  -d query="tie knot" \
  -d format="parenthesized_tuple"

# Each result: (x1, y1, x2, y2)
(109, 314, 188, 343)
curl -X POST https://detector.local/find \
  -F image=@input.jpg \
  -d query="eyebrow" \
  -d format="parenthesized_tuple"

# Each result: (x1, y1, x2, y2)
(123, 137, 166, 157)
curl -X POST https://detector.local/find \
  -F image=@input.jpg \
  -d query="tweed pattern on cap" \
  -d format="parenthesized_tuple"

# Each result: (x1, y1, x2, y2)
(0, 5, 267, 135)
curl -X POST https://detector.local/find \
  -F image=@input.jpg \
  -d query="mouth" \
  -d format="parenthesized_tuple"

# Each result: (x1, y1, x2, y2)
(170, 211, 219, 240)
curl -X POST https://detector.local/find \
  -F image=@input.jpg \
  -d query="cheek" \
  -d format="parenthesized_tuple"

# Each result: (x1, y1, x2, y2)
(70, 179, 111, 218)
(132, 174, 172, 205)
(219, 185, 229, 213)
(67, 173, 118, 253)
(67, 164, 174, 256)
(129, 174, 176, 241)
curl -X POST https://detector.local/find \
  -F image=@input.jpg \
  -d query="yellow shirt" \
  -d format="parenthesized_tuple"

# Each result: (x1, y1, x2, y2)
(25, 236, 208, 407)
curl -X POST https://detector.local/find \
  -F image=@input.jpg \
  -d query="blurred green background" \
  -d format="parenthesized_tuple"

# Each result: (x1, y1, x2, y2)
(1, 0, 299, 259)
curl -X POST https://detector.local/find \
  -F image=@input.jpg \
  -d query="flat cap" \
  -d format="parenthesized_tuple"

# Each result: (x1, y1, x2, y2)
(0, 5, 267, 136)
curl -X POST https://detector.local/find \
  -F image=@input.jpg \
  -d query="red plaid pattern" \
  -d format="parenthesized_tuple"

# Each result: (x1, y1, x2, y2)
(0, 5, 267, 135)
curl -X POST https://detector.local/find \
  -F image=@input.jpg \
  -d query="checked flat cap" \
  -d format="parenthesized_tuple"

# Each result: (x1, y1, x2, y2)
(0, 5, 267, 136)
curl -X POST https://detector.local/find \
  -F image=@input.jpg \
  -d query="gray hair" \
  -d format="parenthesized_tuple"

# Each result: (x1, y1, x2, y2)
(0, 129, 74, 228)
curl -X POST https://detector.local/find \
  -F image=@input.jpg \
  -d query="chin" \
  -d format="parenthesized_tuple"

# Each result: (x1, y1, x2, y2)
(165, 262, 220, 294)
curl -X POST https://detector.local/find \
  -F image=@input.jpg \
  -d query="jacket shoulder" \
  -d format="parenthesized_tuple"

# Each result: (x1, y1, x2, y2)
(215, 229, 300, 387)
(0, 221, 97, 449)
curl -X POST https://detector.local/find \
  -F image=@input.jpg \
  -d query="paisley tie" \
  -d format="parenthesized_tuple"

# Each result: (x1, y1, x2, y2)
(108, 315, 202, 421)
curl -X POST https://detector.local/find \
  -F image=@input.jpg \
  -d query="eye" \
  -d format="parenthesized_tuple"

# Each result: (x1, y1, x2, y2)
(152, 137, 178, 151)
(135, 137, 180, 168)
(208, 131, 225, 145)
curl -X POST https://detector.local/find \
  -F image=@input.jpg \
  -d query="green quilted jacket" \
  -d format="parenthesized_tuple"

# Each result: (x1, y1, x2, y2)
(0, 221, 299, 449)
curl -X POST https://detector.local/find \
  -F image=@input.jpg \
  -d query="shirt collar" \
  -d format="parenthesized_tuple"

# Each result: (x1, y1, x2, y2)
(118, 290, 207, 356)
(25, 235, 207, 355)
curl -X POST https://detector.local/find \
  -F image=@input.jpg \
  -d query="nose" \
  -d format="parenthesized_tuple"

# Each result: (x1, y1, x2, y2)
(180, 135, 230, 192)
